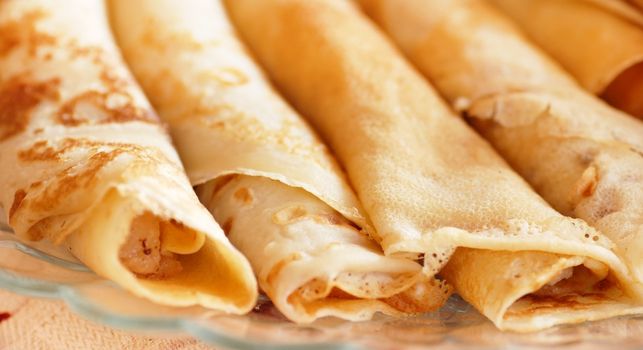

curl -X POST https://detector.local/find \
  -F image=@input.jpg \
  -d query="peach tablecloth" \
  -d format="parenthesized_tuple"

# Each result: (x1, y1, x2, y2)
(0, 289, 216, 350)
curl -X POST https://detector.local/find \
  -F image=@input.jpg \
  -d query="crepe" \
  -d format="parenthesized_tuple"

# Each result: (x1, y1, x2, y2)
(226, 0, 643, 331)
(0, 0, 257, 313)
(108, 0, 439, 323)
(631, 0, 643, 11)
(359, 0, 643, 323)
(490, 0, 643, 118)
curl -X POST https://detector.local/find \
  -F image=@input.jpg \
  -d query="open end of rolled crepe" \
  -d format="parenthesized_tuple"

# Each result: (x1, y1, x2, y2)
(442, 248, 642, 332)
(118, 212, 205, 279)
(270, 245, 450, 323)
(65, 189, 257, 313)
(602, 61, 643, 118)
(199, 175, 450, 323)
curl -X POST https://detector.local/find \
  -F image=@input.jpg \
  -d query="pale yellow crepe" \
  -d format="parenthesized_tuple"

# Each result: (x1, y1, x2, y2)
(0, 0, 256, 313)
(491, 0, 643, 118)
(228, 0, 643, 331)
(108, 0, 439, 323)
(359, 0, 643, 327)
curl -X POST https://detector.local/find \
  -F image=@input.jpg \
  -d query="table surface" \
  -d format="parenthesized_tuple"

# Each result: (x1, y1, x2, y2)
(0, 289, 218, 350)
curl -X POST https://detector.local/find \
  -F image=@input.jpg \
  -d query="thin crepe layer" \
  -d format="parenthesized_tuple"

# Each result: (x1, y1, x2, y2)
(442, 248, 638, 332)
(199, 175, 444, 323)
(491, 0, 643, 118)
(108, 0, 364, 226)
(226, 0, 642, 330)
(357, 0, 643, 323)
(0, 0, 256, 312)
(108, 0, 439, 322)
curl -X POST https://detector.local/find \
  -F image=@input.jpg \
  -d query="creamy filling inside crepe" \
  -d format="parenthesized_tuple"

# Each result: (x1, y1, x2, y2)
(198, 175, 444, 322)
(119, 213, 186, 278)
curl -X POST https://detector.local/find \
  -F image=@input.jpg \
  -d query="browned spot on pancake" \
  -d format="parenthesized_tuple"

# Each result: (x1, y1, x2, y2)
(273, 206, 309, 225)
(0, 10, 55, 57)
(222, 217, 234, 235)
(576, 166, 598, 198)
(7, 179, 46, 220)
(19, 138, 154, 213)
(18, 140, 55, 161)
(9, 190, 27, 219)
(312, 213, 347, 226)
(0, 76, 61, 141)
(56, 90, 157, 126)
(11, 138, 171, 242)
(29, 149, 123, 212)
(66, 41, 131, 89)
(199, 68, 249, 87)
(233, 187, 254, 206)
(139, 22, 204, 52)
(64, 40, 135, 93)
(18, 138, 140, 162)
(100, 69, 129, 91)
(27, 216, 59, 241)
(67, 43, 103, 63)
(195, 105, 239, 127)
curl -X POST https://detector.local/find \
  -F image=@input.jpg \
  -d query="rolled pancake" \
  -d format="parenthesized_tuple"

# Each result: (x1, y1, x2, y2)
(108, 0, 437, 323)
(0, 0, 256, 312)
(200, 175, 442, 322)
(359, 0, 643, 325)
(227, 0, 643, 331)
(490, 0, 643, 118)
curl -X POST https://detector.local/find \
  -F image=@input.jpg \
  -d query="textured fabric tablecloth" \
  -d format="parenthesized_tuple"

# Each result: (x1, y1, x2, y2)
(0, 289, 217, 350)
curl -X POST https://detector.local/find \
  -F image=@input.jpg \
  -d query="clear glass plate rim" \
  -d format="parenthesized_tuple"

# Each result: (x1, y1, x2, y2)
(0, 228, 373, 350)
(1, 227, 642, 350)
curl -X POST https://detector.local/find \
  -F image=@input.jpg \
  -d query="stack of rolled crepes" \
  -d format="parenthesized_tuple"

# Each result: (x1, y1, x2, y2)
(0, 0, 257, 312)
(358, 0, 643, 328)
(2, 0, 642, 333)
(489, 0, 643, 118)
(108, 0, 441, 323)
(224, 0, 642, 331)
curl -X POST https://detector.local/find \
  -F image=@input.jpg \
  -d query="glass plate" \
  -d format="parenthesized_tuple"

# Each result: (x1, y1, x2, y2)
(0, 226, 642, 350)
